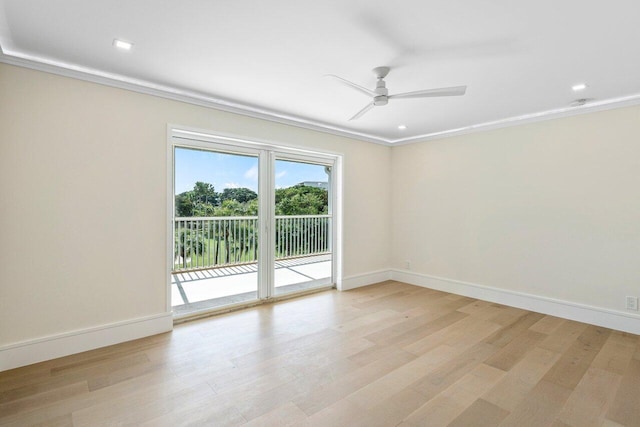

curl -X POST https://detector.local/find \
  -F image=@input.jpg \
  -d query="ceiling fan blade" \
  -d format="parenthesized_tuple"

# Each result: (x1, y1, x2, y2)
(389, 85, 467, 100)
(325, 74, 377, 98)
(349, 103, 375, 121)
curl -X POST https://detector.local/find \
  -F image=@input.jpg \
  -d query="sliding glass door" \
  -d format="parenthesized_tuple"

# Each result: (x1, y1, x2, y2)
(171, 146, 260, 316)
(273, 158, 332, 296)
(169, 133, 337, 317)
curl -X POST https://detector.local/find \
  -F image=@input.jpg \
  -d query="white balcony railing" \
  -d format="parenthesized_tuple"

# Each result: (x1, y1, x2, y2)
(173, 215, 330, 272)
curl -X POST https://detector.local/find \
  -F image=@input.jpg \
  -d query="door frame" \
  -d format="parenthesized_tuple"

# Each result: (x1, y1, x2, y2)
(166, 125, 343, 315)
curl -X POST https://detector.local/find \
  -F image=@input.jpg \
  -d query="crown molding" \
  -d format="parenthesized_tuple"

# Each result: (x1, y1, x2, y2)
(2, 49, 640, 147)
(0, 49, 390, 145)
(388, 93, 640, 145)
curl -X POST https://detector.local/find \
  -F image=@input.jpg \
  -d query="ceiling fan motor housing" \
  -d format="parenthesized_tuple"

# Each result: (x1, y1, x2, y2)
(374, 95, 389, 106)
(374, 78, 389, 105)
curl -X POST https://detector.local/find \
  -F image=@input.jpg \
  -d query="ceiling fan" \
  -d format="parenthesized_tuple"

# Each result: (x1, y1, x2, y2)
(327, 66, 467, 120)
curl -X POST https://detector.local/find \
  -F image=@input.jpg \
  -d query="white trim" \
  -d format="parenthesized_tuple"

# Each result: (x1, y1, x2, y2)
(170, 126, 344, 160)
(340, 269, 393, 291)
(166, 126, 175, 313)
(391, 269, 640, 335)
(332, 156, 343, 292)
(260, 150, 275, 298)
(0, 313, 173, 372)
(2, 52, 639, 147)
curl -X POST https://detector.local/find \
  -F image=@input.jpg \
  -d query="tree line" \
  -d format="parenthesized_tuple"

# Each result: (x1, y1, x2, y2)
(175, 181, 328, 216)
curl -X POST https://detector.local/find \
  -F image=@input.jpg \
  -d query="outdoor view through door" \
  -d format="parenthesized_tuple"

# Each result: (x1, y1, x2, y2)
(170, 140, 335, 317)
(171, 148, 260, 315)
(274, 159, 332, 296)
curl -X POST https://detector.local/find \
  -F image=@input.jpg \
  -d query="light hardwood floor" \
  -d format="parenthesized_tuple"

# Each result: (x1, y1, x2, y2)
(1, 281, 639, 426)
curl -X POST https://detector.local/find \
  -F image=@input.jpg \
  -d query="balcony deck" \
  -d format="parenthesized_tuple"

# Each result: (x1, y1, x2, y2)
(171, 254, 331, 316)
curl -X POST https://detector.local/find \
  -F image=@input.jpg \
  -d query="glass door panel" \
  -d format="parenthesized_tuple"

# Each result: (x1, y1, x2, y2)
(273, 159, 333, 296)
(172, 146, 259, 315)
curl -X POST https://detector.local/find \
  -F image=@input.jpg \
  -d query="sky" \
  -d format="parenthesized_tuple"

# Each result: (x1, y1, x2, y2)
(175, 147, 329, 194)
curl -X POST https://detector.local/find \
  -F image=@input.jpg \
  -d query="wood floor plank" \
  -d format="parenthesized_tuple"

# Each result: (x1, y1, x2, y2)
(0, 374, 87, 406)
(139, 397, 246, 427)
(537, 319, 588, 353)
(457, 299, 493, 314)
(482, 346, 561, 412)
(488, 306, 529, 327)
(403, 315, 500, 356)
(555, 367, 622, 427)
(542, 325, 611, 390)
(485, 329, 547, 372)
(303, 399, 379, 427)
(331, 308, 401, 333)
(448, 398, 510, 427)
(602, 419, 628, 427)
(240, 402, 306, 427)
(28, 414, 74, 427)
(292, 347, 416, 417)
(362, 307, 468, 348)
(0, 365, 176, 426)
(1, 281, 638, 427)
(605, 358, 640, 426)
(498, 380, 572, 427)
(461, 301, 512, 321)
(529, 314, 566, 335)
(590, 331, 637, 375)
(386, 310, 471, 347)
(0, 382, 89, 419)
(409, 341, 499, 400)
(483, 311, 545, 348)
(345, 344, 457, 410)
(71, 381, 216, 426)
(402, 363, 505, 426)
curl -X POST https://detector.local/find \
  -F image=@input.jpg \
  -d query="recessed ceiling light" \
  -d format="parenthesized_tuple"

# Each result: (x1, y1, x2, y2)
(398, 125, 407, 130)
(572, 83, 587, 92)
(113, 39, 133, 50)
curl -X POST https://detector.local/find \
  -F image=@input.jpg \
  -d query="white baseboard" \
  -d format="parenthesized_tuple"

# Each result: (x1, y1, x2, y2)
(391, 269, 640, 335)
(4, 271, 637, 372)
(0, 312, 173, 372)
(340, 269, 392, 291)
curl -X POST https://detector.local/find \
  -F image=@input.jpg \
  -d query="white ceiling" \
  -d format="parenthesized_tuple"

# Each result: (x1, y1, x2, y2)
(1, 0, 639, 145)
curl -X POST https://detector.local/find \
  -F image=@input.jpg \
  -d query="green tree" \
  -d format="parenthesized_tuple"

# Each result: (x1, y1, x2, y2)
(275, 185, 328, 215)
(192, 182, 219, 206)
(193, 202, 216, 217)
(175, 182, 221, 217)
(213, 199, 255, 216)
(175, 192, 195, 217)
(220, 187, 257, 204)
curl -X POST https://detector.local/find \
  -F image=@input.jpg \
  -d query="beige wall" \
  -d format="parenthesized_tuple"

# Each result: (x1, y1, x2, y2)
(0, 63, 391, 346)
(391, 105, 640, 312)
(3, 59, 638, 351)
